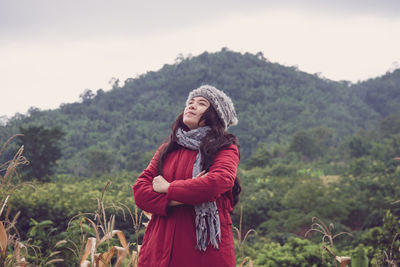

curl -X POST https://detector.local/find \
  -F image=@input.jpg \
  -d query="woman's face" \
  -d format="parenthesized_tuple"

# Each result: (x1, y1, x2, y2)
(183, 96, 210, 130)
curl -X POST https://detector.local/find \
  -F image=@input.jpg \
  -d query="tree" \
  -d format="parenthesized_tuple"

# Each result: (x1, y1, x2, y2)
(380, 115, 400, 137)
(289, 131, 321, 160)
(245, 144, 271, 169)
(348, 135, 371, 158)
(18, 126, 64, 181)
(79, 89, 95, 103)
(309, 126, 334, 149)
(87, 150, 114, 176)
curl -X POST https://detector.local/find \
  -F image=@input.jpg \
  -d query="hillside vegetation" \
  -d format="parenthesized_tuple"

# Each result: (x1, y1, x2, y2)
(3, 49, 398, 175)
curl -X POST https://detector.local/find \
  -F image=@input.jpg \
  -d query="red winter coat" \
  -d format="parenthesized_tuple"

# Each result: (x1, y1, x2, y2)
(133, 144, 239, 267)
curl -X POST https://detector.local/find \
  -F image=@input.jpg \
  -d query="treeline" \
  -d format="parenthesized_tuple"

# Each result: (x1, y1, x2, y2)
(2, 49, 399, 178)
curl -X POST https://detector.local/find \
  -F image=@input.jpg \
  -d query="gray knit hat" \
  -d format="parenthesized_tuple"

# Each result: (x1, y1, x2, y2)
(186, 85, 238, 129)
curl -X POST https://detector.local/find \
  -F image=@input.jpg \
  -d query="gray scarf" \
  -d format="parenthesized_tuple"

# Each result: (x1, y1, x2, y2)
(176, 127, 221, 251)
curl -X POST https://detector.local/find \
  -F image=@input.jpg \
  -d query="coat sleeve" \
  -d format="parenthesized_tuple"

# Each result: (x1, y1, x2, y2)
(132, 145, 169, 216)
(166, 144, 239, 205)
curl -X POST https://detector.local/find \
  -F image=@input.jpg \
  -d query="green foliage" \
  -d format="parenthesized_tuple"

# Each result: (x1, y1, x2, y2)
(27, 219, 57, 248)
(9, 171, 138, 237)
(3, 49, 396, 174)
(248, 236, 324, 267)
(4, 129, 400, 265)
(354, 69, 400, 117)
(289, 131, 321, 160)
(244, 144, 272, 169)
(351, 210, 400, 265)
(281, 178, 327, 215)
(17, 125, 65, 181)
(351, 245, 369, 267)
(125, 150, 155, 172)
(87, 149, 115, 175)
(380, 115, 400, 137)
(348, 157, 371, 176)
(381, 210, 400, 253)
(347, 135, 371, 158)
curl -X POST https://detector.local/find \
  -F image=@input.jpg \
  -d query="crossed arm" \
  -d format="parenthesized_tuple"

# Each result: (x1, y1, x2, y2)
(132, 145, 239, 216)
(152, 170, 207, 206)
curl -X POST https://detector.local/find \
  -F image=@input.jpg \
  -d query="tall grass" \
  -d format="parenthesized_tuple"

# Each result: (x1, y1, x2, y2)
(0, 134, 64, 266)
(0, 134, 29, 266)
(67, 181, 150, 267)
(233, 205, 256, 267)
(383, 233, 400, 266)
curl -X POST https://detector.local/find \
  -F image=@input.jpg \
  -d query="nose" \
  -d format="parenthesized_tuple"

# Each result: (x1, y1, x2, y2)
(188, 102, 197, 110)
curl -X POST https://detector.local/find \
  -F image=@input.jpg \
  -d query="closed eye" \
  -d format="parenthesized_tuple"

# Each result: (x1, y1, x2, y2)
(199, 100, 209, 106)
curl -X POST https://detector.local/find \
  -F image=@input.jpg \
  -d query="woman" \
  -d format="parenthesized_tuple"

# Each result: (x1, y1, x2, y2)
(133, 85, 240, 267)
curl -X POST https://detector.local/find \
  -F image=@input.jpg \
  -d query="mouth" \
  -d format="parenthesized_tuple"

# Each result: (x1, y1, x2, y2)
(185, 111, 196, 116)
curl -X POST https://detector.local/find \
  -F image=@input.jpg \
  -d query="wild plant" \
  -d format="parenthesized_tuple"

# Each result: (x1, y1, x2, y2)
(1, 134, 64, 266)
(305, 216, 352, 267)
(1, 134, 29, 211)
(116, 201, 151, 263)
(383, 233, 400, 267)
(66, 181, 150, 266)
(0, 134, 30, 266)
(233, 205, 256, 267)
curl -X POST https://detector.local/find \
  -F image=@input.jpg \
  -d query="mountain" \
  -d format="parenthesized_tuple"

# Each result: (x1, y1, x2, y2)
(1, 49, 398, 175)
(352, 68, 400, 117)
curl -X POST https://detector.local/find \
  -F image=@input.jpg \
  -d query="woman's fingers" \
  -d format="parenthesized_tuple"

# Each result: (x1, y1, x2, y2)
(152, 175, 170, 193)
(153, 175, 164, 183)
(196, 170, 207, 178)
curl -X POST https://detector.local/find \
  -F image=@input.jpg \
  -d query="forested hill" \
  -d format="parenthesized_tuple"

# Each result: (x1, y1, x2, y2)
(1, 49, 398, 175)
(352, 68, 400, 117)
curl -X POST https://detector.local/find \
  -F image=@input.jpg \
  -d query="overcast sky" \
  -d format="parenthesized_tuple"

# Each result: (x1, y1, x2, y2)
(1, 0, 400, 118)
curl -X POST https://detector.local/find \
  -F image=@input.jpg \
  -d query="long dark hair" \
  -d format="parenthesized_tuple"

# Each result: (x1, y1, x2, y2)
(158, 105, 242, 207)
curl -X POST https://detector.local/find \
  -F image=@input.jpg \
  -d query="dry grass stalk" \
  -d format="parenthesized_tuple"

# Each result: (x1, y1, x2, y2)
(0, 135, 31, 266)
(383, 233, 400, 267)
(14, 241, 28, 266)
(336, 256, 351, 267)
(1, 134, 65, 266)
(0, 220, 7, 259)
(0, 135, 148, 266)
(305, 217, 352, 267)
(240, 256, 254, 267)
(1, 135, 30, 207)
(0, 135, 31, 230)
(71, 182, 151, 266)
(233, 205, 256, 264)
(0, 134, 23, 155)
(0, 201, 30, 266)
(117, 192, 152, 264)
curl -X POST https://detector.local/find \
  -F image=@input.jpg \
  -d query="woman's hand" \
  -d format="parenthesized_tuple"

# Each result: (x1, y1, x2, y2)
(152, 171, 207, 194)
(152, 175, 170, 193)
(196, 170, 207, 178)
(168, 200, 183, 206)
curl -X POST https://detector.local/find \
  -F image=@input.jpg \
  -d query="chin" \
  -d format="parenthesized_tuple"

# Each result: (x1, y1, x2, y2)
(183, 119, 197, 130)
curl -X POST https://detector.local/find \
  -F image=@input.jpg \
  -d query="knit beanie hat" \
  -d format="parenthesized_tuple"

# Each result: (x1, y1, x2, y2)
(186, 85, 238, 129)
